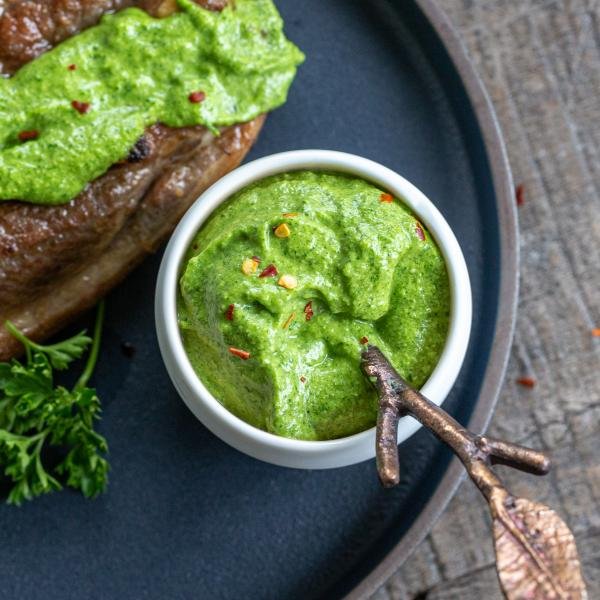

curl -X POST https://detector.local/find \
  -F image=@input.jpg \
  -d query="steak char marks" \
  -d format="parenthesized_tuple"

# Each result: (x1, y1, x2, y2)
(0, 0, 264, 359)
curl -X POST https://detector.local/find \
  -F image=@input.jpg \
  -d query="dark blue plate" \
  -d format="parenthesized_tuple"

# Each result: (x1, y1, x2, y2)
(0, 1, 516, 598)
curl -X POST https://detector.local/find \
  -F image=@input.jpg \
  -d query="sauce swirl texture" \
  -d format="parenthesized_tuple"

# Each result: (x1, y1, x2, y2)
(0, 0, 303, 204)
(179, 172, 451, 441)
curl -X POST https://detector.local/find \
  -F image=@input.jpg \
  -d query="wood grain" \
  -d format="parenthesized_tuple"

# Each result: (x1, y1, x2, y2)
(371, 0, 600, 598)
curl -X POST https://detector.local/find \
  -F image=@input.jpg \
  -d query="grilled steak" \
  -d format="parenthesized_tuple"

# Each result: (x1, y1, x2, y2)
(0, 0, 229, 75)
(0, 0, 264, 359)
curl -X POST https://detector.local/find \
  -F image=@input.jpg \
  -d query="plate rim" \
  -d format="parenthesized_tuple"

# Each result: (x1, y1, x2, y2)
(345, 0, 518, 597)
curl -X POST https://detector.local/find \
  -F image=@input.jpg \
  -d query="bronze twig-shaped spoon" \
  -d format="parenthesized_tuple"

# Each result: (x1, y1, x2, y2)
(362, 345, 587, 600)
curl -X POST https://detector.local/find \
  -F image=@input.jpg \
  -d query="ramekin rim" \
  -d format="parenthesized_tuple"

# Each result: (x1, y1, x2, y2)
(155, 149, 472, 456)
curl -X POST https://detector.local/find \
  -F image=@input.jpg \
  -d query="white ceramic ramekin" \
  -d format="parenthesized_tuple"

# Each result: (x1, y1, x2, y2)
(155, 150, 472, 469)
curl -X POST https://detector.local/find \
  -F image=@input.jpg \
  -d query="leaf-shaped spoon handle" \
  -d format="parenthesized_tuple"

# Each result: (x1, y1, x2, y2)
(362, 345, 587, 600)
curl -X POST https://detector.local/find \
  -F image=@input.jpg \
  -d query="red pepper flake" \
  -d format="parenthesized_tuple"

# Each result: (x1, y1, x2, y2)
(380, 193, 394, 203)
(18, 130, 39, 141)
(68, 63, 77, 71)
(300, 376, 306, 384)
(251, 256, 262, 264)
(71, 100, 90, 114)
(415, 222, 426, 241)
(282, 312, 296, 329)
(516, 376, 536, 388)
(228, 347, 250, 360)
(259, 263, 278, 278)
(360, 336, 369, 345)
(188, 91, 206, 103)
(592, 328, 600, 337)
(225, 304, 235, 321)
(516, 183, 525, 206)
(304, 301, 314, 321)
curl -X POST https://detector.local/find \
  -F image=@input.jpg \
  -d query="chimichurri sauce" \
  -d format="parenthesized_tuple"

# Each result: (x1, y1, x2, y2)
(179, 172, 451, 441)
(0, 0, 303, 204)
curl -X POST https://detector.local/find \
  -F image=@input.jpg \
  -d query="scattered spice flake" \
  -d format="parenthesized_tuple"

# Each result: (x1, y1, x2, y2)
(228, 347, 250, 360)
(259, 264, 278, 278)
(304, 301, 314, 321)
(282, 312, 296, 329)
(71, 100, 90, 114)
(380, 193, 394, 203)
(120, 341, 136, 358)
(360, 336, 369, 345)
(274, 223, 291, 238)
(225, 304, 235, 321)
(18, 130, 39, 141)
(188, 91, 206, 103)
(300, 376, 306, 383)
(278, 274, 297, 290)
(516, 183, 525, 206)
(592, 328, 600, 337)
(251, 256, 262, 263)
(415, 222, 426, 241)
(242, 258, 259, 275)
(282, 212, 299, 218)
(516, 376, 536, 388)
(68, 63, 77, 71)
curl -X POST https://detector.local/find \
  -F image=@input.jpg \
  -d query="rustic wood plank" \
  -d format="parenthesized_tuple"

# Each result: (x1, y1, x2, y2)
(372, 0, 600, 597)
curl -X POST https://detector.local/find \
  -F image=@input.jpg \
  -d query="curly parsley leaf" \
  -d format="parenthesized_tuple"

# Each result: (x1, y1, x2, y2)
(4, 321, 91, 371)
(0, 430, 62, 505)
(0, 302, 108, 505)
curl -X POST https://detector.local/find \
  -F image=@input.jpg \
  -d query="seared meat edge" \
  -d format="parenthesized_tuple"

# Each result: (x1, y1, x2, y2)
(0, 0, 265, 359)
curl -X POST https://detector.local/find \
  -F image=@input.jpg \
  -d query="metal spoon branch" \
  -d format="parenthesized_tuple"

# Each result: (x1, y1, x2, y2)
(362, 345, 587, 600)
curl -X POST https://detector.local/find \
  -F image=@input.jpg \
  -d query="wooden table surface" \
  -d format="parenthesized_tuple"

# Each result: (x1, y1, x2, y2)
(371, 1, 600, 598)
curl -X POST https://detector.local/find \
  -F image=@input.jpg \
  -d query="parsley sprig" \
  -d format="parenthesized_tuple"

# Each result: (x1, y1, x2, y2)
(0, 302, 109, 505)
